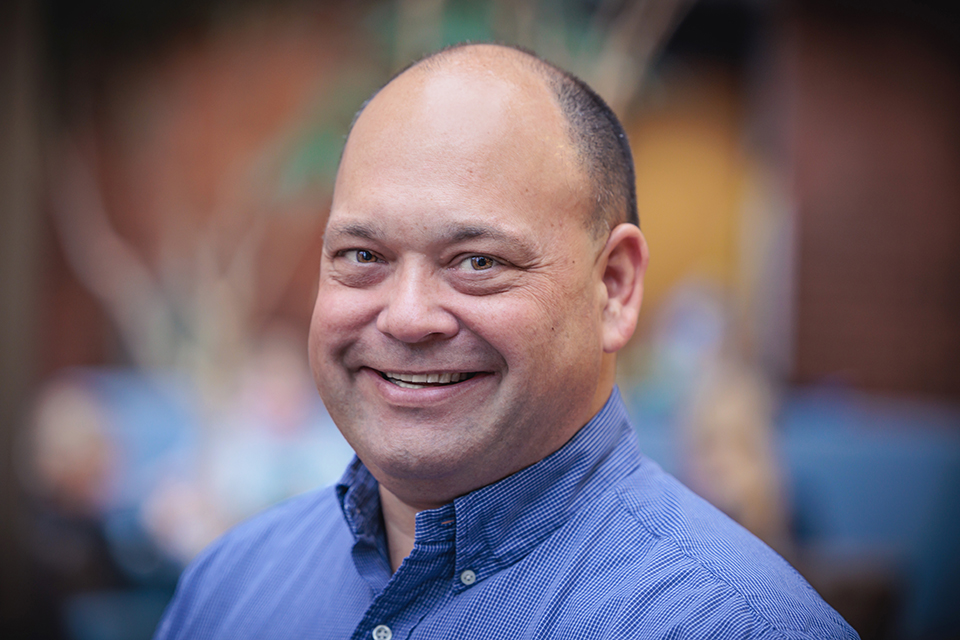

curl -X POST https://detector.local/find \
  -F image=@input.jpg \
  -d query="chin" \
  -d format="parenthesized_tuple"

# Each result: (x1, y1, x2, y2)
(359, 426, 505, 491)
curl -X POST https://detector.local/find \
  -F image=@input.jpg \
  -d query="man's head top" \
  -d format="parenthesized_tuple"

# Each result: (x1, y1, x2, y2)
(350, 43, 639, 237)
(311, 43, 648, 509)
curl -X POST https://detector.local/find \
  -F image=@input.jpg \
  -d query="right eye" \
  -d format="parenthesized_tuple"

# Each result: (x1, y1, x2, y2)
(345, 249, 379, 263)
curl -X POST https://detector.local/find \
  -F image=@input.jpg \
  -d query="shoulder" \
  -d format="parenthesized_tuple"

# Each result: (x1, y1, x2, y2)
(154, 486, 352, 638)
(598, 459, 858, 639)
(190, 485, 345, 571)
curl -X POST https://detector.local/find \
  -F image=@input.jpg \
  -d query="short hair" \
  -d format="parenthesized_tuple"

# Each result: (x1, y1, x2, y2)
(346, 43, 640, 236)
(547, 62, 640, 235)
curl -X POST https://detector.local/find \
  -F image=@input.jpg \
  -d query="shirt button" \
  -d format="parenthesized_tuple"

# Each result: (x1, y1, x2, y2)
(460, 569, 477, 586)
(372, 625, 392, 640)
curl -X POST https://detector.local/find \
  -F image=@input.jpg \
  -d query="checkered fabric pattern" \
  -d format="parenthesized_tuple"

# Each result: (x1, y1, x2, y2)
(154, 388, 858, 639)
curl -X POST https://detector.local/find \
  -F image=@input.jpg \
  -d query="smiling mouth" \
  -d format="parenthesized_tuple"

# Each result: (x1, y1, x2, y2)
(379, 370, 479, 389)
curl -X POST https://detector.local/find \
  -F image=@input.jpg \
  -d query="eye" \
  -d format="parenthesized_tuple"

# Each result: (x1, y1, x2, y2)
(460, 255, 498, 271)
(344, 249, 379, 264)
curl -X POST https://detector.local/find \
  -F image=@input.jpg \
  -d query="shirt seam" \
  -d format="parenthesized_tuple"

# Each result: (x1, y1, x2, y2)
(612, 481, 798, 640)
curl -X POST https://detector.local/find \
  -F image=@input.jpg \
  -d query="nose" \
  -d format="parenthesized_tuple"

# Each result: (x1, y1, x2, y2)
(376, 263, 459, 344)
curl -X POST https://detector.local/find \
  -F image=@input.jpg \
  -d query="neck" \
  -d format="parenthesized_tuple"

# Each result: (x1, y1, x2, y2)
(590, 353, 617, 417)
(379, 484, 442, 573)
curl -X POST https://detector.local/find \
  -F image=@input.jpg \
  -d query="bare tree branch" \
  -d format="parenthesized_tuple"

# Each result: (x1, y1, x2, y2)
(49, 134, 178, 370)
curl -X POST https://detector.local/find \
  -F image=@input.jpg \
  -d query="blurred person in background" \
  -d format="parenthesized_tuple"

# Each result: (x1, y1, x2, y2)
(153, 43, 856, 639)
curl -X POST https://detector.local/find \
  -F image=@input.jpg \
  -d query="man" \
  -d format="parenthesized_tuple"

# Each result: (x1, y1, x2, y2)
(155, 44, 857, 639)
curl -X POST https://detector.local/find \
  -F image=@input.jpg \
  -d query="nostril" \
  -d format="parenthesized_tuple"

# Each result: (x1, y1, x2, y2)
(375, 267, 461, 343)
(376, 306, 460, 344)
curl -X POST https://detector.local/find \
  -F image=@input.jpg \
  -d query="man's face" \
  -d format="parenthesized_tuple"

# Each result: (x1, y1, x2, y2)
(308, 64, 609, 502)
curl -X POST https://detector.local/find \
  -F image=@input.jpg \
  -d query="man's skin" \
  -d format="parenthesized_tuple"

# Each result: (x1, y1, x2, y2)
(308, 45, 649, 572)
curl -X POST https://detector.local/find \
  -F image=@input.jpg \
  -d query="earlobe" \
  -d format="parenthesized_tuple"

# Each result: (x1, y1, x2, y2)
(599, 224, 648, 353)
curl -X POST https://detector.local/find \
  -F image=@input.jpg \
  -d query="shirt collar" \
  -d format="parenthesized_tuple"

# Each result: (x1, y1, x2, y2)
(337, 387, 640, 590)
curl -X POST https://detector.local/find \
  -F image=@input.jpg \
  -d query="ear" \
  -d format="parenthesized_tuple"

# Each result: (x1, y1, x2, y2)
(597, 224, 649, 353)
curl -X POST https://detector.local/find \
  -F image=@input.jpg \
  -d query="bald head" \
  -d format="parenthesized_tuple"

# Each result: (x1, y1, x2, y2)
(341, 44, 638, 238)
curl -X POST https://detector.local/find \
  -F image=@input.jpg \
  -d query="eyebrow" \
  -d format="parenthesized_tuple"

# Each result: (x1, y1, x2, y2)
(325, 222, 383, 243)
(444, 224, 532, 252)
(325, 220, 537, 256)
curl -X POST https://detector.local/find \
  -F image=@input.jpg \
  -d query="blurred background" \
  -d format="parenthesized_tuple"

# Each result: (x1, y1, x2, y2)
(1, 0, 958, 638)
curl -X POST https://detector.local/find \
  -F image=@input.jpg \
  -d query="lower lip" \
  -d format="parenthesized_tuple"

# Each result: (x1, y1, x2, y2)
(360, 367, 493, 406)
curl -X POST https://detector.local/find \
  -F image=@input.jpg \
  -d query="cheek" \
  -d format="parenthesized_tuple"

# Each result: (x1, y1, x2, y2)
(309, 287, 369, 415)
(311, 282, 378, 335)
(456, 280, 597, 366)
(308, 283, 378, 379)
(307, 297, 330, 385)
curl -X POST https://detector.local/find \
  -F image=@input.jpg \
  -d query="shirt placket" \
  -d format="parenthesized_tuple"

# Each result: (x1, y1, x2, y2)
(349, 536, 458, 640)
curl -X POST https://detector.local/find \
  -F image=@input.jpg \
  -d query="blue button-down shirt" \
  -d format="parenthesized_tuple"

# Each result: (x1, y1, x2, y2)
(154, 388, 857, 639)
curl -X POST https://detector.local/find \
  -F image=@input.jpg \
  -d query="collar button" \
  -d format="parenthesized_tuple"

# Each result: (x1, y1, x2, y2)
(459, 569, 477, 586)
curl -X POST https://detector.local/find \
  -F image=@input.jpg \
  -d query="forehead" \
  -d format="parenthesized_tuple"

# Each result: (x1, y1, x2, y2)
(329, 58, 590, 236)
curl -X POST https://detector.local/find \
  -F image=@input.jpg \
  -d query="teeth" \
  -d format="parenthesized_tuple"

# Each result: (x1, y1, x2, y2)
(382, 371, 471, 387)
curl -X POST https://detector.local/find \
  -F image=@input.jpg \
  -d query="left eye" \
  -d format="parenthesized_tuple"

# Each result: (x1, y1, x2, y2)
(460, 255, 498, 271)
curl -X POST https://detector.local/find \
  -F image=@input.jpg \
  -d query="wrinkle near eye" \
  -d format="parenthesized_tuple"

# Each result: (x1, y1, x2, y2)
(325, 247, 389, 288)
